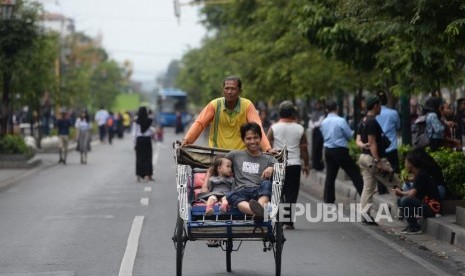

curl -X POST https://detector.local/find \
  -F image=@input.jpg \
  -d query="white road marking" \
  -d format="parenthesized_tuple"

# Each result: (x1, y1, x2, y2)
(144, 187, 152, 192)
(119, 216, 144, 276)
(43, 215, 114, 220)
(140, 198, 149, 206)
(300, 190, 453, 276)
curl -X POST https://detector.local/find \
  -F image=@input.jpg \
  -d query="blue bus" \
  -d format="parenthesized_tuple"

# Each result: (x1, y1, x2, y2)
(156, 88, 191, 128)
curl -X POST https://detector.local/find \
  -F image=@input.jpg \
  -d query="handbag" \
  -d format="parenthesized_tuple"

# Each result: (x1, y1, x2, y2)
(377, 132, 391, 157)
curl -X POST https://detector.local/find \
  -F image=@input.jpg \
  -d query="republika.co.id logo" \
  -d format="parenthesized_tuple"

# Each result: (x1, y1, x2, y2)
(263, 203, 422, 223)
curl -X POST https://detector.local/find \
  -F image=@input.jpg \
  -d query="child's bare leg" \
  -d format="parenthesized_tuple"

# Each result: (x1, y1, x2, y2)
(205, 196, 216, 216)
(219, 197, 229, 213)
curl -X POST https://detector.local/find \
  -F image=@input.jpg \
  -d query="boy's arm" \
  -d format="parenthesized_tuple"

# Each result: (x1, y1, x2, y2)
(261, 166, 274, 179)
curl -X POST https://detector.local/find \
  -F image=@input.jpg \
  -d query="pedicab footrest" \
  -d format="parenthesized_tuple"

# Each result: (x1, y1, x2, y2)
(188, 221, 272, 239)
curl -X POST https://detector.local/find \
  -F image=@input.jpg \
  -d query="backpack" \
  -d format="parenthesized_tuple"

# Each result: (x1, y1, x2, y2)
(358, 115, 391, 157)
(411, 115, 430, 148)
(107, 117, 114, 127)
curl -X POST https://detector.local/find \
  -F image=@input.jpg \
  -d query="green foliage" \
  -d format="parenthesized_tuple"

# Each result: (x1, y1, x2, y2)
(0, 135, 31, 156)
(112, 93, 140, 113)
(178, 0, 465, 108)
(397, 144, 412, 172)
(397, 144, 412, 181)
(348, 139, 361, 163)
(429, 149, 465, 200)
(177, 0, 362, 108)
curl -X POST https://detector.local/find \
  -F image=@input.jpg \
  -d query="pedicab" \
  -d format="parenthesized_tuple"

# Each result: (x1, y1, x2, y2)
(172, 142, 287, 276)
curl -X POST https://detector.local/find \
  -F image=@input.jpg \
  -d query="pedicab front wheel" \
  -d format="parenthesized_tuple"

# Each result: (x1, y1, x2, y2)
(175, 215, 186, 276)
(274, 222, 284, 276)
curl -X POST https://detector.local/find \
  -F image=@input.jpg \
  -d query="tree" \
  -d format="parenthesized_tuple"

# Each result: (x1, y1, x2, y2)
(60, 32, 124, 112)
(0, 0, 41, 135)
(177, 0, 360, 108)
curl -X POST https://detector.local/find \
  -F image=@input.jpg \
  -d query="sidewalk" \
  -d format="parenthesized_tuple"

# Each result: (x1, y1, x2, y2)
(0, 137, 97, 191)
(300, 169, 465, 264)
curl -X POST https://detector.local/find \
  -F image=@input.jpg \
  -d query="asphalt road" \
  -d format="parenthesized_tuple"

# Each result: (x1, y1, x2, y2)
(0, 129, 461, 276)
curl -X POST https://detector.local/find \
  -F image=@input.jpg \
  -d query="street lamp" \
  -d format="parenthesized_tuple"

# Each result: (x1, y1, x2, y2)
(0, 0, 17, 136)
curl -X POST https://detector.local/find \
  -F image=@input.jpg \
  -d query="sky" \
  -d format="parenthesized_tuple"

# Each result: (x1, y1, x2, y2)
(40, 0, 207, 89)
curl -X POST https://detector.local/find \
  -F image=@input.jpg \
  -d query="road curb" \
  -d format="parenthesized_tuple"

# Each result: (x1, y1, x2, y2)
(301, 169, 465, 253)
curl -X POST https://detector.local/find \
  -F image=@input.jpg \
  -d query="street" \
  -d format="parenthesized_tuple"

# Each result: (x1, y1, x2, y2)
(0, 129, 461, 276)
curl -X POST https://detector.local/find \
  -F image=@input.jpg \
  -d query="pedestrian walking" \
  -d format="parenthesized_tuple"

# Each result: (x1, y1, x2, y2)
(356, 94, 400, 224)
(122, 111, 131, 133)
(308, 99, 325, 171)
(107, 111, 115, 145)
(40, 92, 53, 137)
(320, 101, 363, 204)
(116, 112, 124, 138)
(56, 110, 72, 164)
(94, 105, 109, 143)
(375, 90, 401, 173)
(375, 90, 400, 195)
(75, 111, 91, 165)
(267, 100, 309, 230)
(133, 106, 155, 182)
(175, 111, 184, 134)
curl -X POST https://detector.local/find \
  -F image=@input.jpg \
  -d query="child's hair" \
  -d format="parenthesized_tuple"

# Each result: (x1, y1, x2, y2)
(209, 156, 226, 177)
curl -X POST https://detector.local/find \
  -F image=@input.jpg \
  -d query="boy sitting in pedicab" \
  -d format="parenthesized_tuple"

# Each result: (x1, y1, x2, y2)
(219, 122, 277, 221)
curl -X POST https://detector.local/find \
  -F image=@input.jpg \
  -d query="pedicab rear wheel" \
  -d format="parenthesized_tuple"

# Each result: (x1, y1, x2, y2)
(274, 222, 284, 276)
(175, 216, 186, 276)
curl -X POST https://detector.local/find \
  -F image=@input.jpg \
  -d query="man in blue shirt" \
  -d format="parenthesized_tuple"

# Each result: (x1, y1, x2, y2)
(376, 90, 401, 173)
(320, 101, 363, 203)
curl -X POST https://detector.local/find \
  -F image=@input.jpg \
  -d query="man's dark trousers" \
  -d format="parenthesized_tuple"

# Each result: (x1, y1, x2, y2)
(323, 147, 363, 203)
(282, 165, 302, 227)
